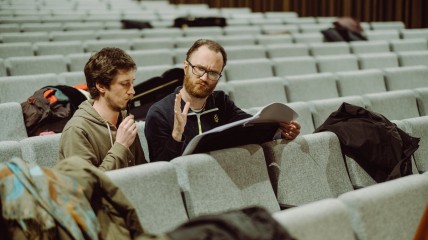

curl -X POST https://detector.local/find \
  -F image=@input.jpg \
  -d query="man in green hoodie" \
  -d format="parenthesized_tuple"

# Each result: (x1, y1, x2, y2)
(59, 47, 147, 171)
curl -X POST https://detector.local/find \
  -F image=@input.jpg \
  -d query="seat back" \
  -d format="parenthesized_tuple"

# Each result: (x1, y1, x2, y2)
(357, 52, 399, 70)
(171, 144, 280, 218)
(349, 40, 390, 54)
(0, 73, 59, 103)
(309, 42, 350, 56)
(272, 56, 318, 77)
(228, 77, 287, 109)
(339, 174, 428, 240)
(19, 133, 61, 167)
(384, 65, 428, 91)
(336, 69, 386, 96)
(6, 55, 68, 76)
(316, 54, 359, 73)
(0, 102, 28, 141)
(272, 198, 357, 240)
(284, 72, 339, 102)
(106, 162, 189, 234)
(0, 42, 34, 58)
(262, 132, 354, 207)
(225, 58, 273, 81)
(0, 141, 22, 163)
(364, 89, 420, 120)
(402, 116, 428, 173)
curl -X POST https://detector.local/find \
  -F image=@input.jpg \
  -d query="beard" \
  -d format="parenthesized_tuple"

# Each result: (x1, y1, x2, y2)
(183, 74, 217, 99)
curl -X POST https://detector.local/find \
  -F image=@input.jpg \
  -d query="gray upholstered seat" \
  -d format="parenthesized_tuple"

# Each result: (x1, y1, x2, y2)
(225, 58, 273, 81)
(316, 54, 359, 73)
(0, 42, 34, 58)
(339, 174, 428, 240)
(0, 102, 28, 141)
(272, 56, 318, 77)
(262, 131, 354, 207)
(389, 38, 428, 52)
(171, 144, 280, 218)
(224, 45, 266, 60)
(336, 68, 386, 96)
(19, 133, 62, 167)
(383, 65, 428, 91)
(402, 116, 428, 173)
(6, 55, 68, 76)
(106, 162, 188, 234)
(284, 72, 339, 102)
(273, 198, 357, 240)
(34, 41, 85, 56)
(363, 89, 420, 120)
(309, 42, 351, 56)
(0, 73, 59, 103)
(0, 141, 22, 163)
(397, 50, 428, 68)
(357, 52, 399, 70)
(128, 49, 174, 67)
(349, 40, 390, 54)
(228, 77, 287, 109)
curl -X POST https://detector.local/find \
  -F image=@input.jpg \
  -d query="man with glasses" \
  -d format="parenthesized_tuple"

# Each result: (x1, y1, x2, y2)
(145, 39, 300, 162)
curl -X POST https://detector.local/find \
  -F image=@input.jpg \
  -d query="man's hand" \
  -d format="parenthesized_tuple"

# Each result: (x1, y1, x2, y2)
(116, 115, 137, 148)
(172, 93, 190, 142)
(279, 120, 301, 140)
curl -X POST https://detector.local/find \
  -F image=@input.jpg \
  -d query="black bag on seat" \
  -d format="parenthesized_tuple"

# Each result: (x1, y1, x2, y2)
(129, 68, 184, 121)
(174, 17, 227, 28)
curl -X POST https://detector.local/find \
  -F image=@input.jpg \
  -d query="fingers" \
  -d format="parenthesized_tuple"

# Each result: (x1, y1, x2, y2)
(279, 121, 301, 140)
(183, 101, 190, 115)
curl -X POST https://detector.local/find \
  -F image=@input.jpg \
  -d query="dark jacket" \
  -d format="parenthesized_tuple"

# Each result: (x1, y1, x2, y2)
(145, 87, 251, 162)
(314, 102, 420, 182)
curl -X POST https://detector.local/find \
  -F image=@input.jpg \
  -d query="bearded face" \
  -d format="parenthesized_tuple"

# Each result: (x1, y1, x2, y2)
(183, 69, 218, 99)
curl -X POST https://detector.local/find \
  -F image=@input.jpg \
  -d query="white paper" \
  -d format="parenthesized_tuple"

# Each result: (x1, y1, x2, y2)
(182, 102, 299, 156)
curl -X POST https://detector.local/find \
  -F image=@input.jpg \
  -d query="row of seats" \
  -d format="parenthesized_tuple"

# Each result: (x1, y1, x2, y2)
(1, 34, 427, 58)
(1, 25, 426, 44)
(0, 62, 427, 105)
(1, 119, 427, 239)
(3, 78, 428, 147)
(1, 46, 427, 79)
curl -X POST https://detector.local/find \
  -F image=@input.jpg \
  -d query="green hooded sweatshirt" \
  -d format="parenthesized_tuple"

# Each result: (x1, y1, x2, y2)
(59, 100, 147, 171)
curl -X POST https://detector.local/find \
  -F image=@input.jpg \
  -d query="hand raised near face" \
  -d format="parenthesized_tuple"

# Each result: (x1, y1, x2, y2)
(116, 115, 137, 148)
(172, 93, 190, 142)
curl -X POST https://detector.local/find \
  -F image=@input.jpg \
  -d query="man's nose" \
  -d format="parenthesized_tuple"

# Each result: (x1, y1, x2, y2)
(199, 72, 209, 80)
(129, 84, 135, 95)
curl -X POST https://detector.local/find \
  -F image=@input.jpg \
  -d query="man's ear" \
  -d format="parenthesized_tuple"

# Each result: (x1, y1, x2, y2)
(96, 82, 106, 93)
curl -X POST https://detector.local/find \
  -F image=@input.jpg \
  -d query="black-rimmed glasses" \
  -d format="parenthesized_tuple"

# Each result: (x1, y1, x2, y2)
(186, 60, 222, 81)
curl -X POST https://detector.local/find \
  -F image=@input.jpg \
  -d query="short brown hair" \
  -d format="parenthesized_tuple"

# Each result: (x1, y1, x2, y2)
(186, 39, 227, 69)
(84, 47, 136, 99)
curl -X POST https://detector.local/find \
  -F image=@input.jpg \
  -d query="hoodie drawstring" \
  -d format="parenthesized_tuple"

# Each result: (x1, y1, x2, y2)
(105, 122, 114, 147)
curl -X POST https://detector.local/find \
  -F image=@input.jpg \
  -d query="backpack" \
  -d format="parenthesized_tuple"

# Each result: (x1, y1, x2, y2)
(21, 85, 87, 136)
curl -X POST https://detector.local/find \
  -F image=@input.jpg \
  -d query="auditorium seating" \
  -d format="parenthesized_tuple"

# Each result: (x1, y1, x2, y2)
(1, 1, 428, 238)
